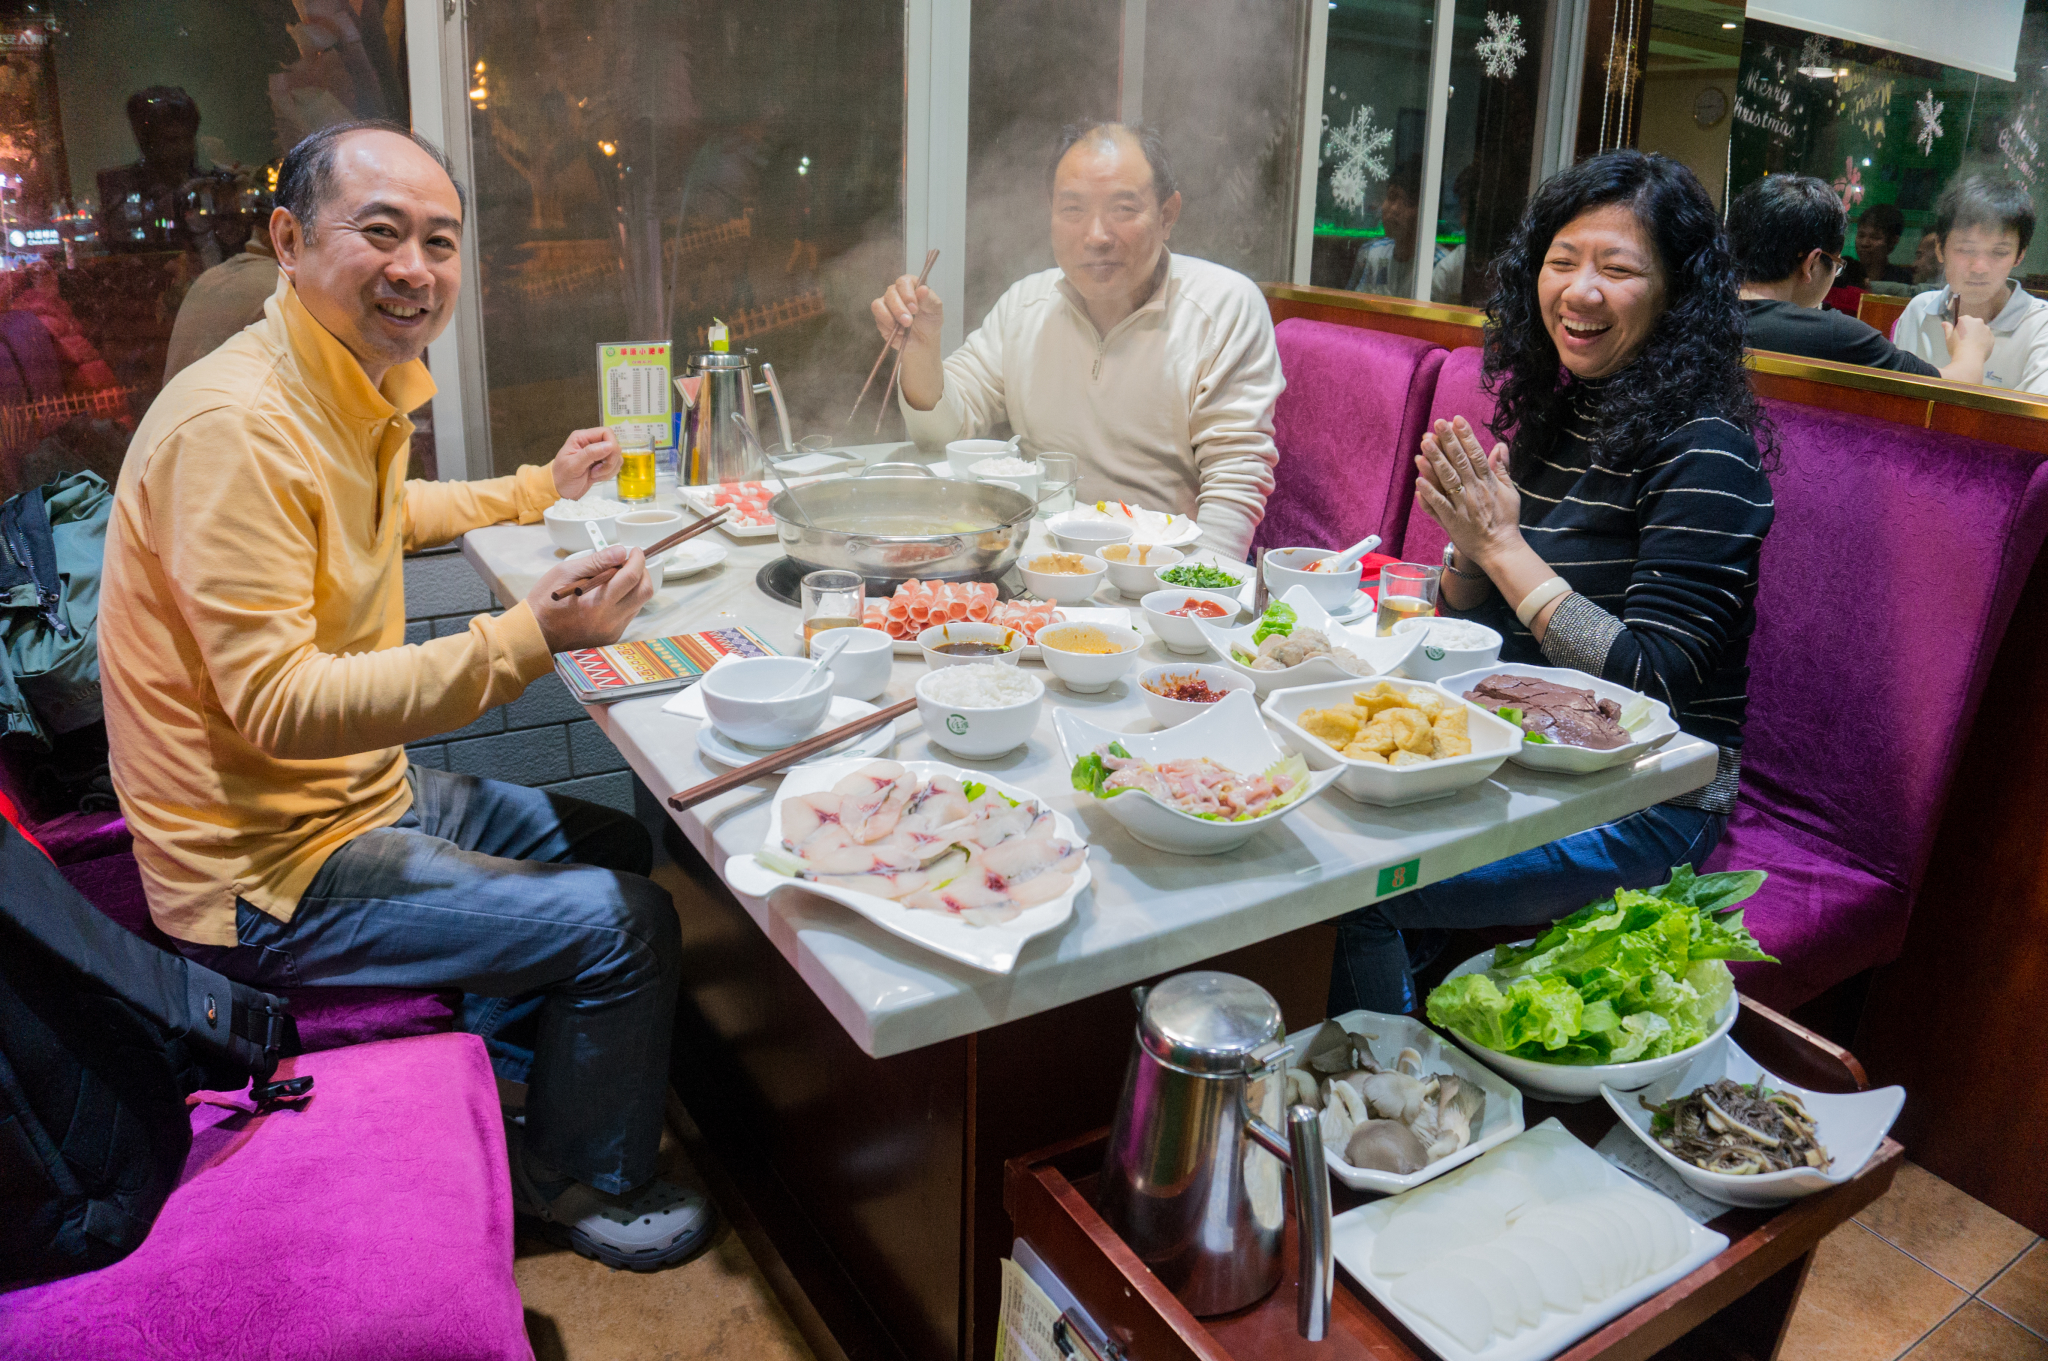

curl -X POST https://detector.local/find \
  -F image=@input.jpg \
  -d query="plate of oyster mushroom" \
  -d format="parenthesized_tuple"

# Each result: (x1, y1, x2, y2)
(1283, 1009, 1525, 1194)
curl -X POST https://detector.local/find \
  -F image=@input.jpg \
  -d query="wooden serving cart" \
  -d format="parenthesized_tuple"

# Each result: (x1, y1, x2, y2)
(1004, 997, 1902, 1361)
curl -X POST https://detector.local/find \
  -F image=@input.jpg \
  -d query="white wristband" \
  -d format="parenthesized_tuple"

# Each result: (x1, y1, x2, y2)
(1514, 576, 1572, 630)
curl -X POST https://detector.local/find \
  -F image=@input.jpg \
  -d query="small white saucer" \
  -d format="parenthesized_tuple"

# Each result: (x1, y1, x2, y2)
(693, 697, 893, 771)
(659, 540, 727, 579)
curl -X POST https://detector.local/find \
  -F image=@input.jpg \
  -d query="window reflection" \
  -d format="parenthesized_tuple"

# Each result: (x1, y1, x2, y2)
(464, 0, 904, 477)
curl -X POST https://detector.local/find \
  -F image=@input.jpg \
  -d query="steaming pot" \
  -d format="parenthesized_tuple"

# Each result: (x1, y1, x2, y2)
(1095, 971, 1333, 1337)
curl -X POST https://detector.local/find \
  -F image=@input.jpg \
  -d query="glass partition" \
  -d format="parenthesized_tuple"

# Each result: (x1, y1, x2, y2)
(462, 0, 904, 476)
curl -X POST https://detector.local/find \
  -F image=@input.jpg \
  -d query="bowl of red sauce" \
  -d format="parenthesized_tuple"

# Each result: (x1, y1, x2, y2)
(1140, 588, 1244, 654)
(1137, 663, 1256, 728)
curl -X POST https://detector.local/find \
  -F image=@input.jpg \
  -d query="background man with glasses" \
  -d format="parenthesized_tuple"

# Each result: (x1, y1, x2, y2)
(1728, 174, 1991, 384)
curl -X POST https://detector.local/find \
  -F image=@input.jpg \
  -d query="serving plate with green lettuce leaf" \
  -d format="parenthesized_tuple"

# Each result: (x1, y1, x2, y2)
(1425, 866, 1777, 1099)
(1052, 688, 1341, 854)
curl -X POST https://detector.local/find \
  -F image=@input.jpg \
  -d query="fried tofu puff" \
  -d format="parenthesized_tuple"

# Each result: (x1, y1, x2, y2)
(1389, 750, 1433, 767)
(1431, 707, 1472, 759)
(1342, 744, 1390, 763)
(1353, 683, 1412, 718)
(1298, 706, 1362, 747)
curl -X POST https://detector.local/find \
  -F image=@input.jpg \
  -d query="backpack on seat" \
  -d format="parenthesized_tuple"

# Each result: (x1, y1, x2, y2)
(0, 820, 302, 1289)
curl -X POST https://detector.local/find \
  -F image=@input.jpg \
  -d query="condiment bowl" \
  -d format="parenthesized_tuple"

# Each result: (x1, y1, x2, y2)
(1049, 519, 1134, 555)
(1036, 621, 1143, 693)
(1019, 553, 1107, 605)
(1139, 588, 1242, 655)
(822, 627, 894, 701)
(1263, 546, 1362, 612)
(698, 656, 835, 748)
(615, 506, 686, 551)
(1601, 1038, 1904, 1208)
(1100, 543, 1184, 596)
(1392, 616, 1503, 682)
(1261, 675, 1520, 806)
(945, 438, 1014, 479)
(916, 621, 1026, 670)
(1052, 689, 1341, 855)
(1438, 946, 1739, 1100)
(1136, 663, 1254, 727)
(915, 667, 1044, 758)
(1151, 559, 1252, 597)
(1434, 662, 1680, 774)
(543, 499, 623, 553)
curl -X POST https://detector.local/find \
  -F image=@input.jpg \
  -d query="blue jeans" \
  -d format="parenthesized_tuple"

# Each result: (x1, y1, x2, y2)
(176, 766, 679, 1195)
(1328, 804, 1727, 1017)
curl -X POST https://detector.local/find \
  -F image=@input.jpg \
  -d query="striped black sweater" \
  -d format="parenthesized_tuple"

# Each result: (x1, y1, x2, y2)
(1447, 385, 1774, 813)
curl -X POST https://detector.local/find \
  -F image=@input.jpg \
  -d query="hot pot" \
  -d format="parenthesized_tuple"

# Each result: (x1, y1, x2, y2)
(771, 463, 1034, 589)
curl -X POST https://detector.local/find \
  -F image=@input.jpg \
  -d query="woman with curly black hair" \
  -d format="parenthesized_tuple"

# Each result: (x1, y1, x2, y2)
(1330, 151, 1775, 1016)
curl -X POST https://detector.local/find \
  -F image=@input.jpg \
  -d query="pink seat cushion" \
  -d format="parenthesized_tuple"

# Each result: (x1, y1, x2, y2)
(0, 1033, 529, 1361)
(1399, 343, 1493, 566)
(1253, 319, 1446, 560)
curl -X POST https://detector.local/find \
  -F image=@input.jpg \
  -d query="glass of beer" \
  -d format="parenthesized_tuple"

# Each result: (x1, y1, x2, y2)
(800, 569, 864, 656)
(617, 431, 657, 504)
(1376, 562, 1441, 636)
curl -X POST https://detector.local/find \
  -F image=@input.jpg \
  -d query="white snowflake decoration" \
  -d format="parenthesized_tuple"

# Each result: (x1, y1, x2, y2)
(1475, 12, 1527, 81)
(1915, 88, 1946, 156)
(1799, 34, 1831, 74)
(1323, 105, 1392, 216)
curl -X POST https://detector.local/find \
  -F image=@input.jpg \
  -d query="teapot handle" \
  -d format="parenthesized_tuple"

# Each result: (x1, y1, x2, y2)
(1244, 1101, 1333, 1342)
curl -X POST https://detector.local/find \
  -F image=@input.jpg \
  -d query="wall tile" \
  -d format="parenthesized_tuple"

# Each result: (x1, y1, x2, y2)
(406, 743, 446, 770)
(436, 705, 507, 743)
(446, 726, 570, 785)
(403, 551, 495, 619)
(404, 621, 430, 646)
(507, 673, 588, 730)
(540, 772, 635, 813)
(432, 616, 473, 638)
(567, 719, 630, 776)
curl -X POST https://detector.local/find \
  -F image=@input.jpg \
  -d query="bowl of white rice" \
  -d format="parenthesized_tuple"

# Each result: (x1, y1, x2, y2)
(915, 663, 1044, 759)
(1393, 615, 1502, 681)
(543, 495, 630, 553)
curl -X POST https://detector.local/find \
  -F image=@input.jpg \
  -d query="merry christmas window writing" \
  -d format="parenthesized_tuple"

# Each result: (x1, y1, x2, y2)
(1731, 9, 2048, 287)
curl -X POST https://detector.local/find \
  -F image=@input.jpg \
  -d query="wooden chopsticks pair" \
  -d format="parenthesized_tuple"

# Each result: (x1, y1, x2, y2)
(667, 696, 917, 812)
(550, 506, 730, 600)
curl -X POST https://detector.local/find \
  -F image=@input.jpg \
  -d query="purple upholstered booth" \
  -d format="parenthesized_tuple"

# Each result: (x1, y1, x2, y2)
(0, 1032, 530, 1361)
(1252, 318, 1447, 560)
(1704, 402, 2048, 1008)
(1399, 343, 1489, 567)
(1393, 347, 2048, 1010)
(0, 750, 457, 1050)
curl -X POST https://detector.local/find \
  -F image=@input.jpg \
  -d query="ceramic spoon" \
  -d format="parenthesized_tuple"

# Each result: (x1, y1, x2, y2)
(771, 630, 853, 699)
(1321, 533, 1383, 574)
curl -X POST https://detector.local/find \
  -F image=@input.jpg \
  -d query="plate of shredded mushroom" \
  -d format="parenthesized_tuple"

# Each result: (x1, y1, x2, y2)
(1601, 1039, 1904, 1208)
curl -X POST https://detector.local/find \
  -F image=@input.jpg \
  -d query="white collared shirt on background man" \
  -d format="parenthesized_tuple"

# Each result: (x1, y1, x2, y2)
(1897, 278, 2048, 395)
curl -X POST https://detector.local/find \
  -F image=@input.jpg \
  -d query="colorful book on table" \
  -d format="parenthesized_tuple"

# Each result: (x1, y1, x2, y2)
(554, 625, 779, 702)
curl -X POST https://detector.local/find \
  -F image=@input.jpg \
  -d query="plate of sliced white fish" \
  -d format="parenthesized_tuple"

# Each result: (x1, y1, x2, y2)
(722, 758, 1091, 973)
(1332, 1119, 1727, 1361)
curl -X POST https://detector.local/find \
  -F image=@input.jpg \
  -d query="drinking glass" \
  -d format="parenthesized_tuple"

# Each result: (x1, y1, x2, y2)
(1036, 452, 1079, 516)
(800, 569, 865, 656)
(1376, 562, 1441, 636)
(617, 431, 657, 504)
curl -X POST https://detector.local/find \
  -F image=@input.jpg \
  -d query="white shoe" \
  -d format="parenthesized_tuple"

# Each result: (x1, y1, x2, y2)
(507, 1120, 716, 1271)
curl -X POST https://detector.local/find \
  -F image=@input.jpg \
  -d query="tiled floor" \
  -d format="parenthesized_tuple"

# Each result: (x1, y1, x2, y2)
(1779, 1162, 2047, 1361)
(514, 1141, 2044, 1361)
(513, 1119, 815, 1361)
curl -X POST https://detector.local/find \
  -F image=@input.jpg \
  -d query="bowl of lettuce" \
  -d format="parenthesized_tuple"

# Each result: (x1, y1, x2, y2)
(1424, 867, 1777, 1100)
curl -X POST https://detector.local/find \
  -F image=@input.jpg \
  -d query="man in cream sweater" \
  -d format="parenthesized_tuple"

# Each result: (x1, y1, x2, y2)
(872, 123, 1283, 561)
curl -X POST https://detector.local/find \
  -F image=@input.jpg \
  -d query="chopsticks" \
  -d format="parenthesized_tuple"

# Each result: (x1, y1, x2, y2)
(846, 248, 940, 435)
(667, 695, 919, 811)
(549, 507, 730, 600)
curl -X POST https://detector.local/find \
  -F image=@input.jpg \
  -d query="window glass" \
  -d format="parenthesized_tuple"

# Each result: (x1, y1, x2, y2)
(1728, 7, 2048, 288)
(0, 1, 407, 500)
(1311, 0, 1438, 294)
(464, 0, 904, 476)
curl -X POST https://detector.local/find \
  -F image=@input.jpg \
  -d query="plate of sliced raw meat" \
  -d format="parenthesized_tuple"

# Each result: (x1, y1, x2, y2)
(722, 758, 1092, 972)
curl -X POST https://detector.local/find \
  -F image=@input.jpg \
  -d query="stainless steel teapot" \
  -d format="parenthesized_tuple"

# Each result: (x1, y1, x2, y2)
(679, 349, 793, 486)
(1094, 971, 1333, 1339)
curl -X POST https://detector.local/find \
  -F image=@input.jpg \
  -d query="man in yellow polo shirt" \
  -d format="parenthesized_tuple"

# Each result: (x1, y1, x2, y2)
(98, 119, 711, 1271)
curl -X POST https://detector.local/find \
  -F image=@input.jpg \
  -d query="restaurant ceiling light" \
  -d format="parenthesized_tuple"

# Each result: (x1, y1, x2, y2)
(1722, 21, 1737, 28)
(599, 141, 617, 156)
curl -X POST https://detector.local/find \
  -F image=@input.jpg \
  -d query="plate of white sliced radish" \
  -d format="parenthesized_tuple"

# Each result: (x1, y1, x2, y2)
(1330, 1118, 1727, 1361)
(722, 757, 1091, 974)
